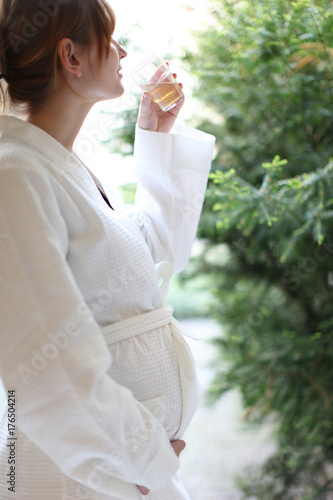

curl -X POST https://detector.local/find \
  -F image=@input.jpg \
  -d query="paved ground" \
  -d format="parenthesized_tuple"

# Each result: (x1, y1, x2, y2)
(179, 318, 277, 500)
(0, 318, 277, 500)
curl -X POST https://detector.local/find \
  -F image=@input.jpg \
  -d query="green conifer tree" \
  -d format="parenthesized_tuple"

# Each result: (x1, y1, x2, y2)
(183, 0, 333, 497)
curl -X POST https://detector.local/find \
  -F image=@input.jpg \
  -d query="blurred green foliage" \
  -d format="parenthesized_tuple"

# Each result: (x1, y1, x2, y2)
(183, 0, 333, 498)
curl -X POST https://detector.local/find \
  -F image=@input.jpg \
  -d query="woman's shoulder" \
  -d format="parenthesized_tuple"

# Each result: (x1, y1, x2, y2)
(0, 115, 46, 173)
(0, 115, 75, 185)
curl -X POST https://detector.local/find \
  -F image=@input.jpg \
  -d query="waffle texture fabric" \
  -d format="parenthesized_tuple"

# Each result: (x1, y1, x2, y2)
(0, 116, 215, 499)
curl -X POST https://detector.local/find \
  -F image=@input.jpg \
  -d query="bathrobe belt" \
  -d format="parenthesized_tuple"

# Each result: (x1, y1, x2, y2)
(101, 305, 202, 346)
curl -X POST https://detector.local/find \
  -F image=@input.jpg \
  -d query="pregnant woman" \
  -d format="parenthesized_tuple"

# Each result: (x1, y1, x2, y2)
(0, 0, 215, 498)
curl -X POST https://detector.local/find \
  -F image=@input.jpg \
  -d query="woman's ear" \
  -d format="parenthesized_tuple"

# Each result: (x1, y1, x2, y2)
(58, 38, 83, 77)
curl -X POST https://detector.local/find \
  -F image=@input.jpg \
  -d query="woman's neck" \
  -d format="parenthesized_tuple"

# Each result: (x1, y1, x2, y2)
(26, 93, 94, 153)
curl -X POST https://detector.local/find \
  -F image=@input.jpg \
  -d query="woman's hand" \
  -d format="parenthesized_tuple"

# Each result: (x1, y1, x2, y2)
(136, 440, 186, 496)
(137, 73, 185, 134)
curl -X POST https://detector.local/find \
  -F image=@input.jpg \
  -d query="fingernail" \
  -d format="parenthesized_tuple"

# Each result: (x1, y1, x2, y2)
(143, 92, 150, 100)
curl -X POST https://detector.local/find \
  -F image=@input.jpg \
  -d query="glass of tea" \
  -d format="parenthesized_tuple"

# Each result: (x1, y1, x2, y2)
(131, 54, 184, 112)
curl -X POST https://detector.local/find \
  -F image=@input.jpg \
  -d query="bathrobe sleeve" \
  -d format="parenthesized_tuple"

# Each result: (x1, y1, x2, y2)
(0, 165, 180, 498)
(128, 124, 215, 274)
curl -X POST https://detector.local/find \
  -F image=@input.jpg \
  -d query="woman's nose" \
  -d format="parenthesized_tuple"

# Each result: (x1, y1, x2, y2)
(116, 41, 127, 60)
(120, 46, 127, 59)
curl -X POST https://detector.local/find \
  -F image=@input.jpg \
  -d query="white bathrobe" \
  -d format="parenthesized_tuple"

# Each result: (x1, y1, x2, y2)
(0, 115, 215, 500)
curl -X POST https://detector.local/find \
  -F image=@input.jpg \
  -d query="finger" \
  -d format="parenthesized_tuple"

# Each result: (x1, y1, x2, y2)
(142, 91, 151, 102)
(136, 485, 150, 495)
(177, 439, 186, 453)
(140, 92, 154, 114)
(170, 439, 186, 457)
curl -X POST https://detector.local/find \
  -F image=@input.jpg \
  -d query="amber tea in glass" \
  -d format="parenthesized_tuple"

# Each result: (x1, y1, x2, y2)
(131, 54, 184, 112)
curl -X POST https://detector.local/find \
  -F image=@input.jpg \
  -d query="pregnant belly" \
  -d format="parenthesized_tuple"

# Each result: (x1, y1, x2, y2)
(105, 324, 199, 440)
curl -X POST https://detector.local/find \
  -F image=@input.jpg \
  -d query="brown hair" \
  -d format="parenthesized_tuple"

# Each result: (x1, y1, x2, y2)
(0, 0, 116, 114)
